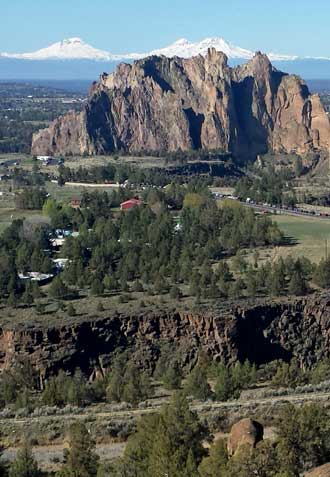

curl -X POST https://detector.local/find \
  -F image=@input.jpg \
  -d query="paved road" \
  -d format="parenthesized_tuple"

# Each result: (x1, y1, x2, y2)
(217, 196, 330, 220)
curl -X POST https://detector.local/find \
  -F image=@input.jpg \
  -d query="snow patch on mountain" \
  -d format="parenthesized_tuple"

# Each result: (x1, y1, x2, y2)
(2, 37, 114, 61)
(0, 36, 318, 62)
(143, 37, 255, 59)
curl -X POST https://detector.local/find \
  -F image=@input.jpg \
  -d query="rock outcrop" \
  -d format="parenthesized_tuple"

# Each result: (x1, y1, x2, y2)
(1, 294, 330, 382)
(305, 463, 330, 477)
(31, 50, 330, 160)
(227, 418, 264, 455)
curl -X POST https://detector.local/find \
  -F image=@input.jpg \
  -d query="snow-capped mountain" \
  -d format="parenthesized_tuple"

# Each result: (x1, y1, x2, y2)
(140, 37, 298, 61)
(1, 37, 329, 81)
(1, 36, 299, 62)
(2, 37, 114, 61)
(141, 37, 254, 59)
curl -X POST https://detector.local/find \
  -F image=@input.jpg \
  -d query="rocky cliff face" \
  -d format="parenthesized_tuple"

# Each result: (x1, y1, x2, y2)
(1, 295, 330, 382)
(31, 50, 330, 160)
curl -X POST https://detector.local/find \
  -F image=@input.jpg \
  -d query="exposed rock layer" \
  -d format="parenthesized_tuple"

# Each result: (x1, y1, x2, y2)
(227, 418, 264, 455)
(305, 463, 330, 477)
(1, 294, 330, 381)
(31, 50, 330, 159)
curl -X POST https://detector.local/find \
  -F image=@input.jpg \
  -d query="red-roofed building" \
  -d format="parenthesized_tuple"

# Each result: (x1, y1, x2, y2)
(120, 198, 143, 210)
(70, 198, 81, 209)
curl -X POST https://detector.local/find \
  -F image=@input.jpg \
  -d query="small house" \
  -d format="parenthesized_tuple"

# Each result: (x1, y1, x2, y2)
(70, 198, 81, 209)
(120, 198, 143, 210)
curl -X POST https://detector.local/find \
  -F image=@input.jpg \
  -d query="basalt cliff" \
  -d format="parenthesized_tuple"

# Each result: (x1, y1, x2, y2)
(31, 49, 330, 160)
(1, 295, 330, 384)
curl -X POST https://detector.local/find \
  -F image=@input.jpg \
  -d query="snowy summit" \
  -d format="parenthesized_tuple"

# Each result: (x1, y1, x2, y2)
(1, 36, 300, 62)
(142, 37, 297, 61)
(2, 37, 113, 61)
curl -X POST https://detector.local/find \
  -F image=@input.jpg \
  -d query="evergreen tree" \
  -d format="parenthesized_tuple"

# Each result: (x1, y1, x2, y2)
(49, 276, 69, 299)
(199, 438, 228, 477)
(288, 270, 307, 296)
(66, 303, 76, 317)
(146, 392, 208, 477)
(214, 364, 239, 401)
(58, 423, 99, 477)
(184, 365, 212, 401)
(314, 258, 330, 288)
(276, 404, 330, 474)
(162, 362, 182, 390)
(91, 278, 104, 296)
(9, 440, 40, 477)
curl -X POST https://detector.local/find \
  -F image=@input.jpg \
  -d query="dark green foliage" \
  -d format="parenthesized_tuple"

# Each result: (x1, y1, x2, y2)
(169, 285, 182, 300)
(58, 423, 99, 477)
(234, 167, 296, 207)
(66, 303, 76, 317)
(272, 360, 309, 389)
(198, 438, 228, 477)
(15, 188, 47, 210)
(184, 365, 212, 400)
(276, 404, 330, 474)
(0, 359, 38, 407)
(311, 359, 330, 384)
(48, 276, 69, 299)
(162, 362, 182, 390)
(90, 278, 104, 296)
(313, 258, 330, 288)
(106, 357, 153, 406)
(45, 194, 283, 303)
(9, 440, 40, 477)
(42, 370, 89, 407)
(121, 392, 208, 477)
(214, 361, 257, 401)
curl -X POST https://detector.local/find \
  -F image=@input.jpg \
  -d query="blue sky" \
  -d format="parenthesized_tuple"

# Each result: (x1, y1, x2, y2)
(2, 0, 330, 57)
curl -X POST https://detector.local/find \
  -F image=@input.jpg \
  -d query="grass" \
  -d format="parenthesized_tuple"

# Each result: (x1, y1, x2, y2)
(45, 182, 119, 202)
(272, 215, 330, 263)
(240, 214, 330, 266)
(0, 208, 42, 234)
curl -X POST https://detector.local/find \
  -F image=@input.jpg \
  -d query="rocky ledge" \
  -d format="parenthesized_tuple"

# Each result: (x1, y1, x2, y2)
(1, 294, 330, 382)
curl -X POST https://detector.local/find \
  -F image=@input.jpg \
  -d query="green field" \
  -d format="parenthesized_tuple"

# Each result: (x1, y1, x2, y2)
(45, 182, 120, 201)
(272, 214, 330, 263)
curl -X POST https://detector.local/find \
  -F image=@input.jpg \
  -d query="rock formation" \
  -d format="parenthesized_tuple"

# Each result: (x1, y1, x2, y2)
(1, 294, 330, 382)
(227, 418, 264, 455)
(31, 50, 330, 160)
(305, 463, 330, 477)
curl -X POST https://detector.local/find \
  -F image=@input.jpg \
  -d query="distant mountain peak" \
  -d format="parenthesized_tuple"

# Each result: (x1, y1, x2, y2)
(2, 37, 113, 61)
(0, 36, 321, 63)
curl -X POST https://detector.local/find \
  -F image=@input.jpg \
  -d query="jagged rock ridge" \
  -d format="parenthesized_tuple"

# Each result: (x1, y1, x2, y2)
(31, 49, 330, 159)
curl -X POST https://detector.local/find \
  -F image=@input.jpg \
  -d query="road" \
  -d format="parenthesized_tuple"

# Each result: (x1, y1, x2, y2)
(216, 196, 330, 220)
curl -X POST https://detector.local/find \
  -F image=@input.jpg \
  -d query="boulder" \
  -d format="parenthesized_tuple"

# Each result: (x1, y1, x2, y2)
(305, 463, 330, 477)
(227, 418, 264, 456)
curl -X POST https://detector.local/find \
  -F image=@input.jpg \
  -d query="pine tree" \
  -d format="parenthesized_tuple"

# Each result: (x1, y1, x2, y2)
(66, 303, 76, 317)
(214, 364, 239, 401)
(199, 438, 228, 477)
(58, 423, 99, 477)
(184, 365, 212, 401)
(91, 278, 104, 296)
(49, 276, 69, 299)
(9, 440, 40, 477)
(146, 392, 208, 476)
(162, 362, 182, 390)
(288, 270, 307, 296)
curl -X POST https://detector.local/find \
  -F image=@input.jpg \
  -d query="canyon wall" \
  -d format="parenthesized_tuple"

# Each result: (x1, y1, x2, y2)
(1, 295, 330, 381)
